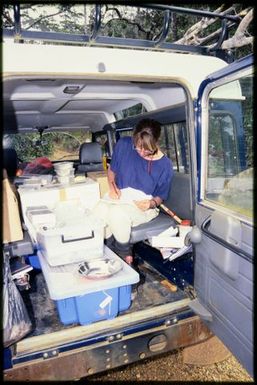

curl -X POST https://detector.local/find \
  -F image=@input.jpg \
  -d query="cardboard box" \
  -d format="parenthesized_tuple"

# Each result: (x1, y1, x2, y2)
(2, 176, 23, 243)
(87, 171, 109, 198)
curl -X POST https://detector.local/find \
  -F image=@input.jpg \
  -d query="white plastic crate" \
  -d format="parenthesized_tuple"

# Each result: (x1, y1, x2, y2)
(37, 209, 104, 266)
(18, 178, 101, 245)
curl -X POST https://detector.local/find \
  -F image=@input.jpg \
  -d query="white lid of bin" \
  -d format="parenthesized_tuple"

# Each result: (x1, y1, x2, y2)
(38, 246, 139, 300)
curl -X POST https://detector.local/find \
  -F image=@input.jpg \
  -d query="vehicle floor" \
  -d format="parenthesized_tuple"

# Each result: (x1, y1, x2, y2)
(21, 259, 188, 338)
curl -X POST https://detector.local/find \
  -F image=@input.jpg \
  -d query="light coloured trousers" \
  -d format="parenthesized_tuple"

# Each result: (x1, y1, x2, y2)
(93, 201, 159, 243)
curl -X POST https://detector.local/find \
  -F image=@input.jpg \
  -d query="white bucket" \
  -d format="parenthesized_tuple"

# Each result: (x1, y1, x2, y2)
(54, 162, 74, 177)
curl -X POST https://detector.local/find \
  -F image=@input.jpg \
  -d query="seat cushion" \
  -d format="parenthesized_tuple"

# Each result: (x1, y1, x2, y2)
(78, 142, 104, 173)
(79, 142, 103, 164)
(130, 212, 176, 243)
(77, 163, 104, 173)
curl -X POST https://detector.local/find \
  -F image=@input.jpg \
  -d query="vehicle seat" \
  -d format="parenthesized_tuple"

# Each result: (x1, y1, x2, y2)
(76, 142, 104, 174)
(129, 172, 193, 243)
(3, 148, 18, 178)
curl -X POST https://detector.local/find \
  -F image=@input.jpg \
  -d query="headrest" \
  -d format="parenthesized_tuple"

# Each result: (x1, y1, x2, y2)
(3, 148, 18, 177)
(79, 142, 103, 164)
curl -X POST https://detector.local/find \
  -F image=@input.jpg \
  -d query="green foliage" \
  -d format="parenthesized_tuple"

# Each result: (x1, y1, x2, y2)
(11, 133, 54, 161)
(48, 132, 81, 153)
(240, 77, 253, 167)
(8, 130, 91, 162)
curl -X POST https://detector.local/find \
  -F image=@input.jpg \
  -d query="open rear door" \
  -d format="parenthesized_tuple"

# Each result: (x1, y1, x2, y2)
(193, 55, 253, 376)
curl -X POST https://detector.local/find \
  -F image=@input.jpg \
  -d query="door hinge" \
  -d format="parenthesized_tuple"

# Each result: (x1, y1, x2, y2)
(188, 298, 213, 322)
(184, 284, 197, 299)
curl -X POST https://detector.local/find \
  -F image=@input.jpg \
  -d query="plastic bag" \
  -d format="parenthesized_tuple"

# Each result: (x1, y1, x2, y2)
(3, 253, 32, 347)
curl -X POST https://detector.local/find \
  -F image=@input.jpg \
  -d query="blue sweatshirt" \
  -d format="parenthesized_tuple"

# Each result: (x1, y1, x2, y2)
(110, 136, 173, 200)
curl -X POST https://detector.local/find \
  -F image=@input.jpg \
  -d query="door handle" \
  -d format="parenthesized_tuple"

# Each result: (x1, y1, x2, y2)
(61, 231, 95, 243)
(184, 226, 202, 246)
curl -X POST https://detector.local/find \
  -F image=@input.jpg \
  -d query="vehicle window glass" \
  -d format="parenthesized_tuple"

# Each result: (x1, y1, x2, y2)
(3, 130, 91, 162)
(206, 74, 253, 219)
(95, 133, 110, 157)
(159, 122, 189, 173)
(114, 103, 147, 120)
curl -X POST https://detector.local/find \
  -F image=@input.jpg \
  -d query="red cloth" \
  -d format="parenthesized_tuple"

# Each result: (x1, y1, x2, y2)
(22, 157, 53, 175)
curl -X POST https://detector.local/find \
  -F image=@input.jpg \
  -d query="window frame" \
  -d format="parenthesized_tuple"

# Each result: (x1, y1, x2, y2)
(199, 68, 253, 223)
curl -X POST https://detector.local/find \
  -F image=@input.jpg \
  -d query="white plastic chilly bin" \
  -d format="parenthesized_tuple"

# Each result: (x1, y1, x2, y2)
(18, 178, 100, 222)
(38, 247, 140, 325)
(18, 179, 101, 246)
(37, 216, 104, 266)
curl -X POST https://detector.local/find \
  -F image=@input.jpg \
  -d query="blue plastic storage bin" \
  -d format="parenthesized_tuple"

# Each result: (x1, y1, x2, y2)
(118, 285, 132, 312)
(38, 247, 139, 326)
(55, 298, 78, 325)
(26, 254, 41, 270)
(55, 287, 129, 325)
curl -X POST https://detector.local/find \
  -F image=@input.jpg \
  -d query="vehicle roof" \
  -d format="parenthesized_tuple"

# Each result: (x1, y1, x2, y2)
(3, 43, 228, 133)
(3, 43, 227, 97)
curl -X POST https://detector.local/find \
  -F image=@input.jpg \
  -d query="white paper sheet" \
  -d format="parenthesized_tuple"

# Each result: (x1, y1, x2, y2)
(160, 244, 192, 261)
(102, 187, 152, 206)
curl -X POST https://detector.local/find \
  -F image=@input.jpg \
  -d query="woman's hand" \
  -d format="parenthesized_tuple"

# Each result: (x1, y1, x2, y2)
(134, 199, 151, 211)
(109, 185, 121, 199)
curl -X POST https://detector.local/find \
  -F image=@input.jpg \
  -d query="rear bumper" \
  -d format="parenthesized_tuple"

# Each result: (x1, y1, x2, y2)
(4, 314, 212, 381)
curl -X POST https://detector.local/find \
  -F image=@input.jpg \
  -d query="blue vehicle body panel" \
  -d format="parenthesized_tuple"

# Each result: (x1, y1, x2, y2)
(194, 53, 253, 376)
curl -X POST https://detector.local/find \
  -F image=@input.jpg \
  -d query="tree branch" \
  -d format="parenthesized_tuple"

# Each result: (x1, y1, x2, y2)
(174, 5, 253, 50)
(102, 5, 152, 35)
(174, 5, 234, 45)
(104, 5, 122, 19)
(223, 36, 253, 49)
(103, 16, 151, 35)
(3, 9, 14, 26)
(196, 20, 235, 45)
(220, 8, 253, 49)
(25, 9, 67, 30)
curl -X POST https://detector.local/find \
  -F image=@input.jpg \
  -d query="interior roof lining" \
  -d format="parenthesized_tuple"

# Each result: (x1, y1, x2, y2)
(4, 76, 186, 133)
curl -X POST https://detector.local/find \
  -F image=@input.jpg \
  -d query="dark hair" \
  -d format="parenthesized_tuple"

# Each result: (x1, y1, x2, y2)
(133, 119, 161, 153)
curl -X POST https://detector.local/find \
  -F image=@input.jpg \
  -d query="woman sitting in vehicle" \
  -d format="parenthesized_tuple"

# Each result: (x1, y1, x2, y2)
(93, 118, 173, 265)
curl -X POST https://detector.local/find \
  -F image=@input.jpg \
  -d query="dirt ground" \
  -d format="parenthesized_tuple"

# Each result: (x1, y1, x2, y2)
(87, 348, 253, 382)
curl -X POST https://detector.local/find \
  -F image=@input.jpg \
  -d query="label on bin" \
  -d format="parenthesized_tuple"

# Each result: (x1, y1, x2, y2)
(99, 293, 112, 309)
